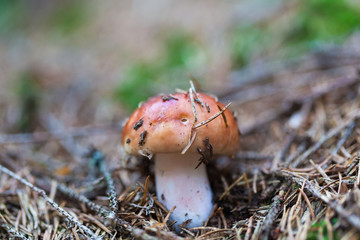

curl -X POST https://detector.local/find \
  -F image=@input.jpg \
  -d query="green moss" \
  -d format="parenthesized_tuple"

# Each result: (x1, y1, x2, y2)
(229, 26, 270, 68)
(115, 32, 205, 111)
(50, 0, 89, 36)
(115, 62, 160, 111)
(162, 33, 201, 68)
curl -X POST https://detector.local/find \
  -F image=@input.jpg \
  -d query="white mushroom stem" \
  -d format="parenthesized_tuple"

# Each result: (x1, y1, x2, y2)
(155, 152, 213, 229)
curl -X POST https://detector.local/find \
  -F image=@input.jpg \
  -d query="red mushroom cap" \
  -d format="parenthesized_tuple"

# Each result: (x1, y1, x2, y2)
(121, 92, 240, 157)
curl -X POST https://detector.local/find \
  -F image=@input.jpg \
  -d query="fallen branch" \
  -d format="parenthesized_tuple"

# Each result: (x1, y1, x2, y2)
(85, 148, 119, 219)
(260, 184, 288, 240)
(57, 182, 111, 218)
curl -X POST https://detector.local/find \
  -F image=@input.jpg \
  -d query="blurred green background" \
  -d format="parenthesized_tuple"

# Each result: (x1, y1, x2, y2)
(0, 0, 359, 116)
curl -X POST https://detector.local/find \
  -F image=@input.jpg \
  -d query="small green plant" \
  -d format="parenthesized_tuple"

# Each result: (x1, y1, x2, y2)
(15, 71, 42, 132)
(307, 218, 339, 240)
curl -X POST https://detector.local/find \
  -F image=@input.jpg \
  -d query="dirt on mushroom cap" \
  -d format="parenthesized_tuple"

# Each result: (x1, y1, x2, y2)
(121, 92, 240, 157)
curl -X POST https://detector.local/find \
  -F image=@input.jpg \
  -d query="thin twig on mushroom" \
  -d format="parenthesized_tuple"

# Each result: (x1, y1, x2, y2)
(193, 103, 232, 129)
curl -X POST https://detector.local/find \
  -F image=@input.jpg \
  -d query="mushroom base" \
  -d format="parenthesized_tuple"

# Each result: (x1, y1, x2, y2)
(155, 152, 213, 230)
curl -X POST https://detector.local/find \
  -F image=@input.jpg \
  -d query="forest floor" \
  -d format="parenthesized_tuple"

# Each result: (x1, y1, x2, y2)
(1, 44, 360, 239)
(1, 1, 360, 239)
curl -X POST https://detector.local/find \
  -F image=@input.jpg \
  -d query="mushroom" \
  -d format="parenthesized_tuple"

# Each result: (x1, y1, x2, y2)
(121, 92, 240, 229)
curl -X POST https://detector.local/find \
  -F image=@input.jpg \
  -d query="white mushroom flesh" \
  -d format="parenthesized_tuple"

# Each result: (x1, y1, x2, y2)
(155, 152, 213, 229)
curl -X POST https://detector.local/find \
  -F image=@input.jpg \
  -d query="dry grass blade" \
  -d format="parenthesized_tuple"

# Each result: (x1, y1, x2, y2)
(243, 173, 252, 205)
(219, 175, 244, 201)
(189, 87, 198, 123)
(244, 217, 253, 240)
(333, 121, 355, 154)
(132, 228, 182, 240)
(141, 176, 150, 205)
(189, 80, 204, 108)
(0, 217, 31, 240)
(288, 173, 360, 230)
(0, 164, 101, 240)
(217, 105, 228, 127)
(181, 131, 197, 154)
(197, 229, 235, 239)
(290, 113, 360, 167)
(299, 187, 315, 220)
(163, 206, 176, 226)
